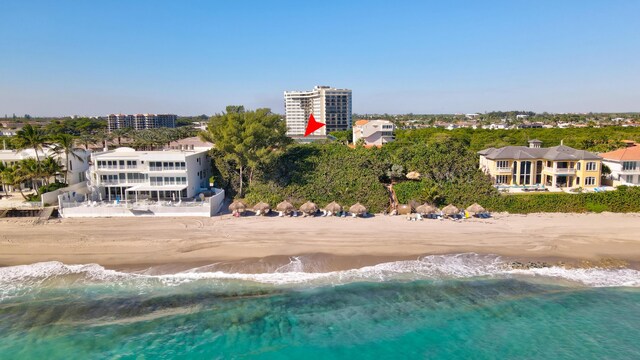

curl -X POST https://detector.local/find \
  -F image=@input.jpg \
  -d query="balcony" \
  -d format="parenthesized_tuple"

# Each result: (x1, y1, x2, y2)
(97, 165, 138, 171)
(544, 167, 576, 175)
(495, 167, 512, 173)
(100, 179, 148, 185)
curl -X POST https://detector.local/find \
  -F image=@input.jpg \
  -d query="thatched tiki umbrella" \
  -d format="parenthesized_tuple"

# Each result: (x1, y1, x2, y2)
(466, 203, 486, 215)
(299, 201, 319, 216)
(349, 202, 367, 218)
(252, 202, 271, 216)
(416, 203, 438, 215)
(397, 204, 413, 215)
(323, 201, 342, 216)
(441, 204, 460, 218)
(229, 200, 247, 215)
(406, 171, 421, 180)
(276, 200, 295, 216)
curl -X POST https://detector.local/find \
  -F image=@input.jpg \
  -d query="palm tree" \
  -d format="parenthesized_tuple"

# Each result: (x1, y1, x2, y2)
(52, 134, 82, 184)
(78, 133, 95, 150)
(112, 127, 132, 146)
(16, 158, 42, 191)
(13, 124, 48, 162)
(0, 162, 9, 195)
(2, 166, 28, 200)
(40, 157, 65, 185)
(94, 130, 113, 151)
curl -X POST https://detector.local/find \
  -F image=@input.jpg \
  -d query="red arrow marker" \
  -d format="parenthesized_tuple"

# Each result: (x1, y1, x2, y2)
(304, 114, 325, 137)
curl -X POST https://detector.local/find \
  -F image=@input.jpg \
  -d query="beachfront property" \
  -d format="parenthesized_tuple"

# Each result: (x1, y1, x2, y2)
(284, 85, 352, 136)
(352, 119, 395, 146)
(599, 141, 640, 186)
(58, 144, 224, 217)
(89, 146, 212, 202)
(478, 140, 602, 188)
(107, 114, 177, 132)
(0, 147, 90, 191)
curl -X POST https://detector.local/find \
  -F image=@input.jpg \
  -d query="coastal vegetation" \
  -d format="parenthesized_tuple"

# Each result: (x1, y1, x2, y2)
(200, 106, 291, 197)
(204, 108, 640, 214)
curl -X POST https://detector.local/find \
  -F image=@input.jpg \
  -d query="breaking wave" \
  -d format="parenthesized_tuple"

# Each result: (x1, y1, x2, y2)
(1, 254, 639, 300)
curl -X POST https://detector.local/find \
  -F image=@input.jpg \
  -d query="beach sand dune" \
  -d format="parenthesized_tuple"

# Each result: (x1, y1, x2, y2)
(1, 213, 639, 270)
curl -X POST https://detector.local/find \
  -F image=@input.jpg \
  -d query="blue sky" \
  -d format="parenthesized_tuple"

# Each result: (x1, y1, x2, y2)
(1, 0, 639, 116)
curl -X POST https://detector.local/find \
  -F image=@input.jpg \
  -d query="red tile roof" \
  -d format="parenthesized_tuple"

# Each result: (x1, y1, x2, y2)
(599, 144, 640, 161)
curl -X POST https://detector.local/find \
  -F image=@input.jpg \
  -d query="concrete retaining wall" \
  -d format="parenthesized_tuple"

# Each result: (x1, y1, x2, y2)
(41, 182, 88, 207)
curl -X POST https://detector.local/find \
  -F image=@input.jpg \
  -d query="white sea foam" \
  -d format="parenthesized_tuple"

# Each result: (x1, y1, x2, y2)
(1, 254, 639, 300)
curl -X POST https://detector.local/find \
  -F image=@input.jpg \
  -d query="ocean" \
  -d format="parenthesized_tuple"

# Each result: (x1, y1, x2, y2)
(0, 254, 639, 359)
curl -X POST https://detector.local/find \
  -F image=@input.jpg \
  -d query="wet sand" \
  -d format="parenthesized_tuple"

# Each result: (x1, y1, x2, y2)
(1, 213, 640, 271)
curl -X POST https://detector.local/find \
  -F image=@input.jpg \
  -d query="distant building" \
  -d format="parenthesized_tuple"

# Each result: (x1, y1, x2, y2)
(478, 140, 602, 188)
(352, 120, 395, 146)
(599, 141, 640, 186)
(284, 86, 352, 136)
(107, 114, 177, 132)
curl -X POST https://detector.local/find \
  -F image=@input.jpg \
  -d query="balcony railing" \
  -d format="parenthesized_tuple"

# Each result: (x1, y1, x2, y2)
(544, 167, 576, 174)
(97, 165, 138, 170)
(495, 167, 512, 172)
(149, 166, 186, 172)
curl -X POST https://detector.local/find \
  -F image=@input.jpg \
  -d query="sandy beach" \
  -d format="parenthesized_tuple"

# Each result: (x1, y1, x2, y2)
(1, 212, 640, 271)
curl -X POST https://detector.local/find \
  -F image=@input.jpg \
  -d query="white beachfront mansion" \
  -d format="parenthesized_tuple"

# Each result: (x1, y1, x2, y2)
(89, 146, 212, 202)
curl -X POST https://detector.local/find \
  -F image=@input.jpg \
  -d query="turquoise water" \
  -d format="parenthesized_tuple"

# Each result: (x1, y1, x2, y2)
(1, 256, 639, 359)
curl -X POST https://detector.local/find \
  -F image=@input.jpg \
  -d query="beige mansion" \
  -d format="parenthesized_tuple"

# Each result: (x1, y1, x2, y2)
(478, 140, 602, 188)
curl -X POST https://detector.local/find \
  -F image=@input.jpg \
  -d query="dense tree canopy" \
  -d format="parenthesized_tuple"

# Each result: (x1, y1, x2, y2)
(201, 106, 291, 197)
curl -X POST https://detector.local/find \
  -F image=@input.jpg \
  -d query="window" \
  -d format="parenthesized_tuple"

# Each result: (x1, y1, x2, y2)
(496, 175, 509, 184)
(623, 162, 637, 171)
(586, 162, 597, 171)
(496, 160, 509, 169)
(625, 175, 634, 183)
(576, 162, 581, 170)
(585, 177, 596, 186)
(150, 177, 163, 186)
(576, 177, 580, 185)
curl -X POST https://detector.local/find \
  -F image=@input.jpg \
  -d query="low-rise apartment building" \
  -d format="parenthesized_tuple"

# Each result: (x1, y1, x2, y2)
(478, 140, 602, 188)
(599, 141, 640, 186)
(352, 120, 395, 146)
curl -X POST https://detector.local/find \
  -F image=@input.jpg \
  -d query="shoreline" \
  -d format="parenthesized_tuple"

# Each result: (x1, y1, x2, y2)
(1, 213, 640, 271)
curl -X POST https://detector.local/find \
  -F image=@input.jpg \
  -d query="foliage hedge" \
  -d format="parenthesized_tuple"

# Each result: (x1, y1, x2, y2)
(481, 186, 640, 214)
(245, 144, 390, 212)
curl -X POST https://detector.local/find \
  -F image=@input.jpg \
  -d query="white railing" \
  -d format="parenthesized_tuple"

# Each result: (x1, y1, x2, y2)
(545, 167, 575, 174)
(496, 167, 512, 172)
(61, 198, 210, 210)
(97, 165, 139, 170)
